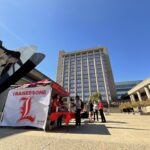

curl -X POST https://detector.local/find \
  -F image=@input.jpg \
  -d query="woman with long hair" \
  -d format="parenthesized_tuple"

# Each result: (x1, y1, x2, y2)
(88, 100, 93, 123)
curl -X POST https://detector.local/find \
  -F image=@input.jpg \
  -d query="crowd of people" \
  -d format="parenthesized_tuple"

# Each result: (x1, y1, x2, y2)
(89, 99, 106, 123)
(49, 94, 106, 129)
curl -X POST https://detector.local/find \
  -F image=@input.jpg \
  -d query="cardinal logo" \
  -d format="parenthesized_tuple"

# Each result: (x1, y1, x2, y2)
(18, 96, 35, 123)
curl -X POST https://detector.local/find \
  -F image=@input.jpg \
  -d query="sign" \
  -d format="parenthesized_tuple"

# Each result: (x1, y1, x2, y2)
(0, 85, 51, 129)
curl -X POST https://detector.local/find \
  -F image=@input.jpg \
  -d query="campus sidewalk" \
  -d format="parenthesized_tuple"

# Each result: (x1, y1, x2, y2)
(0, 113, 150, 150)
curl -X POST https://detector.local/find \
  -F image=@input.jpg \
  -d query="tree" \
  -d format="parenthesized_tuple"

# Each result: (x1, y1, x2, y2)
(90, 92, 101, 104)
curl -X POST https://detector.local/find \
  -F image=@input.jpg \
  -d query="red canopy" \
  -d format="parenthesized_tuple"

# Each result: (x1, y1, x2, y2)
(51, 82, 70, 97)
(37, 79, 70, 97)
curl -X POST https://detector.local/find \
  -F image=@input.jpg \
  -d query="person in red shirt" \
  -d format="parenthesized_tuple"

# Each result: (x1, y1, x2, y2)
(49, 94, 60, 129)
(98, 99, 106, 123)
(57, 97, 64, 127)
(51, 94, 59, 112)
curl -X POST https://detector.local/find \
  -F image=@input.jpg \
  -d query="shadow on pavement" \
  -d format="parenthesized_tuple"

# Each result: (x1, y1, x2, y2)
(0, 120, 111, 139)
(0, 127, 26, 139)
(0, 127, 41, 139)
(49, 122, 111, 135)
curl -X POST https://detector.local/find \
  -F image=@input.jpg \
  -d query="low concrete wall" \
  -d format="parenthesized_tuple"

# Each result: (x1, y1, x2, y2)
(134, 106, 150, 113)
(146, 106, 150, 112)
(109, 107, 121, 113)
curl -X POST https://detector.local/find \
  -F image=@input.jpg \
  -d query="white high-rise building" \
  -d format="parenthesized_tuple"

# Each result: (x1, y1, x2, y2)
(56, 47, 116, 103)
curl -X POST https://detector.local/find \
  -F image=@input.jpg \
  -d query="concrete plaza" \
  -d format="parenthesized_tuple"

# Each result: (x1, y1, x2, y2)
(0, 113, 150, 150)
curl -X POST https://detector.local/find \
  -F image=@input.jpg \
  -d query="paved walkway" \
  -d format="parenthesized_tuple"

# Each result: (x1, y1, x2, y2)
(0, 113, 150, 150)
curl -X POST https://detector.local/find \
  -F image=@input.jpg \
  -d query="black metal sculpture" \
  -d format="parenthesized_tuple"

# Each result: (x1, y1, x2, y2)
(0, 41, 45, 94)
(0, 41, 21, 76)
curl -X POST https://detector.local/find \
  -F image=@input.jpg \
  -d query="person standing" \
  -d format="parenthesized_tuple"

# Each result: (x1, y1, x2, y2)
(49, 94, 59, 129)
(88, 100, 93, 122)
(75, 95, 83, 126)
(93, 101, 99, 122)
(98, 99, 106, 123)
(57, 97, 64, 127)
(51, 94, 59, 112)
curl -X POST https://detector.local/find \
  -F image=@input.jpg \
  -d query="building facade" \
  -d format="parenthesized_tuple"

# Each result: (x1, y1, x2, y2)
(56, 47, 116, 103)
(128, 77, 150, 113)
(115, 80, 142, 100)
(128, 78, 150, 102)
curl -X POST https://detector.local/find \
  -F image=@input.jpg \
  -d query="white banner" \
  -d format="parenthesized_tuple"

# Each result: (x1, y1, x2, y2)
(0, 85, 51, 130)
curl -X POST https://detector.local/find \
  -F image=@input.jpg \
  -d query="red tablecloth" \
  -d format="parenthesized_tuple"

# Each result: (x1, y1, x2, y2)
(49, 112, 75, 125)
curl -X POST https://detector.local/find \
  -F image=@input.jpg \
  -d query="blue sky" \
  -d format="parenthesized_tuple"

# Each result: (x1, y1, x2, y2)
(0, 0, 150, 82)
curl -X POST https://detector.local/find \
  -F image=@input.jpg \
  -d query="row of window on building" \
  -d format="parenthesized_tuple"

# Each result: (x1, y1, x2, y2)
(64, 57, 105, 67)
(69, 93, 111, 102)
(64, 50, 104, 60)
(63, 76, 108, 86)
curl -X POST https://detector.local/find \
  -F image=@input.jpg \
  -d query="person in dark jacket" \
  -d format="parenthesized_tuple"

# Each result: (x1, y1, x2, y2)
(75, 95, 83, 126)
(88, 100, 93, 122)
